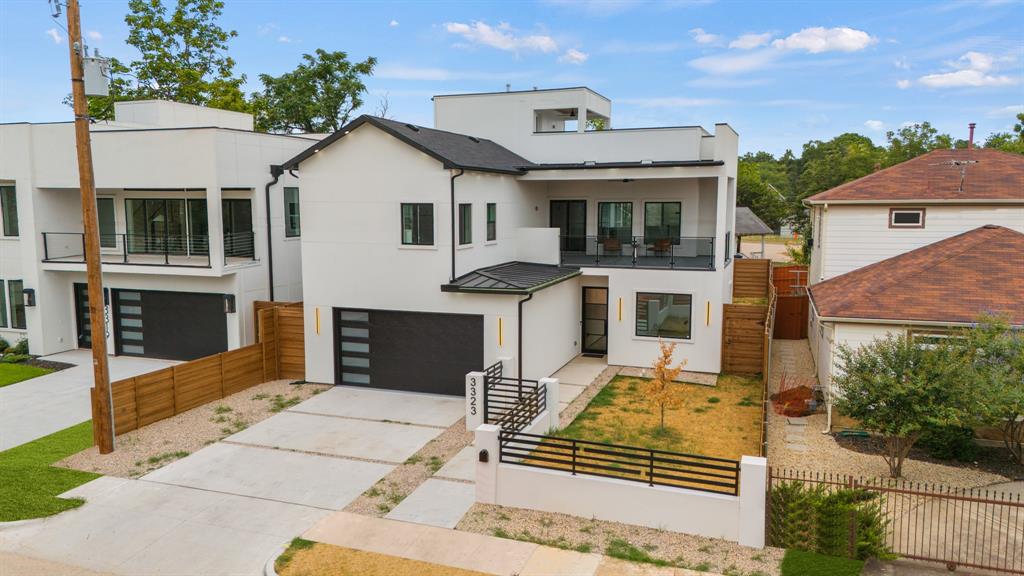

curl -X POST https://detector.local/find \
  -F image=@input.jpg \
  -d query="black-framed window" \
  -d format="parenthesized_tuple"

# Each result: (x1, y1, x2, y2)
(598, 202, 632, 240)
(459, 203, 472, 245)
(284, 187, 300, 238)
(8, 280, 26, 330)
(644, 202, 681, 242)
(636, 292, 692, 340)
(890, 208, 925, 228)
(724, 231, 732, 264)
(97, 197, 115, 248)
(1, 186, 18, 237)
(486, 203, 497, 241)
(401, 203, 434, 246)
(0, 279, 7, 328)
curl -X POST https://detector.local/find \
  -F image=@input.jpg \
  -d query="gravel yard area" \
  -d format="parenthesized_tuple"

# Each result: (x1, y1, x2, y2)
(56, 379, 330, 478)
(457, 504, 783, 576)
(344, 418, 474, 517)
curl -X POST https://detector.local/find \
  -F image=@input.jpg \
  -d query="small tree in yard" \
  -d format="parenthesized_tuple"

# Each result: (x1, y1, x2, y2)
(647, 341, 686, 431)
(833, 332, 971, 478)
(960, 317, 1024, 465)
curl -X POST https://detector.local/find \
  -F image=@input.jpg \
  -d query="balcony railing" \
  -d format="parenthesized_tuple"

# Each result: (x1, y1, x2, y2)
(559, 235, 715, 270)
(41, 232, 257, 267)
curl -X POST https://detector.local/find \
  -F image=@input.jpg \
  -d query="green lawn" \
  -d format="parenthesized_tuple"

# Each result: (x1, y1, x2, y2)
(0, 420, 100, 521)
(0, 362, 53, 388)
(780, 550, 864, 576)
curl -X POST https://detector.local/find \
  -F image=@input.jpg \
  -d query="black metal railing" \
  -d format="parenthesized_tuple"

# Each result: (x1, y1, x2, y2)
(483, 375, 546, 433)
(484, 360, 504, 381)
(42, 231, 256, 267)
(558, 235, 715, 270)
(500, 430, 741, 496)
(224, 231, 256, 261)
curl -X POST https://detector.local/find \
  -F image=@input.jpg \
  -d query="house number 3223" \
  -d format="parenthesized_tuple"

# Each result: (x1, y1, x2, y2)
(468, 377, 477, 415)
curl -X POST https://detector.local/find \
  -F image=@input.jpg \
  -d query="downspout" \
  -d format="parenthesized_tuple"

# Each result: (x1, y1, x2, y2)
(518, 293, 534, 393)
(265, 164, 284, 301)
(450, 168, 465, 282)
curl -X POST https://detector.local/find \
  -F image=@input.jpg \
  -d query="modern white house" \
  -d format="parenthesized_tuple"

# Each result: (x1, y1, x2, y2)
(0, 100, 318, 360)
(285, 87, 738, 394)
(804, 148, 1024, 394)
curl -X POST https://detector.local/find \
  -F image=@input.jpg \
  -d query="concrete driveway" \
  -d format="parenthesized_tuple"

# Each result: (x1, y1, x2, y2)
(0, 350, 178, 450)
(0, 386, 465, 575)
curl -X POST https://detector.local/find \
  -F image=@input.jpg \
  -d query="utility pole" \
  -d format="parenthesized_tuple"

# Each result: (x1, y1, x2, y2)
(65, 0, 114, 453)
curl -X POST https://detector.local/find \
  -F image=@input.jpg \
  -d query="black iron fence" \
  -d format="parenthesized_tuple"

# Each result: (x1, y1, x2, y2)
(768, 468, 1024, 574)
(483, 375, 546, 433)
(558, 235, 715, 270)
(499, 430, 741, 496)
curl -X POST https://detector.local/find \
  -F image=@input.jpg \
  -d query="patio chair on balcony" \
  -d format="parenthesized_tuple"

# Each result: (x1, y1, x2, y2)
(601, 237, 623, 256)
(647, 238, 672, 256)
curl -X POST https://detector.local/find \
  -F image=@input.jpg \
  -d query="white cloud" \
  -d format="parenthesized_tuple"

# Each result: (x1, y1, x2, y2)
(389, 19, 400, 27)
(987, 104, 1024, 117)
(559, 48, 589, 64)
(376, 65, 534, 82)
(86, 30, 103, 41)
(444, 21, 558, 53)
(864, 120, 885, 131)
(771, 26, 876, 53)
(277, 36, 294, 43)
(601, 39, 682, 54)
(619, 97, 725, 107)
(689, 28, 721, 45)
(893, 56, 910, 70)
(257, 23, 278, 35)
(918, 51, 1018, 88)
(45, 28, 63, 44)
(690, 49, 779, 75)
(729, 33, 772, 50)
(897, 79, 912, 89)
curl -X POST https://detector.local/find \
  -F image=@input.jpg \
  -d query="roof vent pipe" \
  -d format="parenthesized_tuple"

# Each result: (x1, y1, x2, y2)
(968, 123, 976, 150)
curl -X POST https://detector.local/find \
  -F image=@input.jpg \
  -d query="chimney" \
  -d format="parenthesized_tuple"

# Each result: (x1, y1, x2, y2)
(968, 123, 976, 149)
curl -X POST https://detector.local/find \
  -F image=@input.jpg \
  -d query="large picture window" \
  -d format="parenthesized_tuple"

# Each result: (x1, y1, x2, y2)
(598, 202, 632, 240)
(486, 203, 497, 241)
(644, 202, 681, 242)
(284, 187, 300, 237)
(459, 203, 472, 245)
(401, 203, 434, 245)
(8, 280, 26, 330)
(636, 292, 692, 340)
(1, 186, 18, 237)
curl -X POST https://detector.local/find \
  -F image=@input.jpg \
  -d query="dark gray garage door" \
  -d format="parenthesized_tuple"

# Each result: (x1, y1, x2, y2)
(113, 289, 228, 361)
(334, 308, 483, 396)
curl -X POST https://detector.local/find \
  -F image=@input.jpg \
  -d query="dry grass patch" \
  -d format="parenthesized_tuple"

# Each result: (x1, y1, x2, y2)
(276, 540, 488, 576)
(559, 374, 763, 460)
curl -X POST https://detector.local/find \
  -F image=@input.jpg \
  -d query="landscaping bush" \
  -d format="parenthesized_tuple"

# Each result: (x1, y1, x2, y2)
(8, 338, 29, 356)
(769, 481, 891, 561)
(0, 354, 31, 364)
(0, 337, 9, 353)
(918, 423, 979, 462)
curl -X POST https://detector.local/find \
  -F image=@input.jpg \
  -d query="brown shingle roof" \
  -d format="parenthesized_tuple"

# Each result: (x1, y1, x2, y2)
(809, 225, 1024, 325)
(805, 148, 1024, 203)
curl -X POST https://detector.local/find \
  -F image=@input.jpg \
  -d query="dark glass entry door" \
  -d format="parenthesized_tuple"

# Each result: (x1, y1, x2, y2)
(222, 199, 254, 258)
(582, 287, 608, 356)
(550, 200, 586, 252)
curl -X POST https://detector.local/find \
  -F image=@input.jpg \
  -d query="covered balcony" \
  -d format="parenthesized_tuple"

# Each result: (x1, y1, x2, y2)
(558, 235, 714, 270)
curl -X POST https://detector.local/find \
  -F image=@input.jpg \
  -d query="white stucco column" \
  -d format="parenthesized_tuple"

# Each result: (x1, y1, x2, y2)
(540, 377, 560, 430)
(498, 356, 513, 376)
(738, 455, 768, 549)
(475, 424, 500, 504)
(205, 185, 224, 270)
(465, 371, 485, 431)
(578, 107, 587, 133)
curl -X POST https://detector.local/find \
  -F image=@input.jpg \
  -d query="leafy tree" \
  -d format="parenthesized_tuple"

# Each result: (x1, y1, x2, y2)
(737, 160, 788, 230)
(251, 49, 377, 134)
(883, 122, 953, 166)
(74, 0, 247, 119)
(984, 113, 1024, 155)
(646, 341, 685, 431)
(833, 332, 971, 477)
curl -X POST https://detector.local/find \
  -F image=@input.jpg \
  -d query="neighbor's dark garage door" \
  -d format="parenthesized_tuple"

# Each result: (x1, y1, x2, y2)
(334, 308, 483, 396)
(113, 289, 228, 361)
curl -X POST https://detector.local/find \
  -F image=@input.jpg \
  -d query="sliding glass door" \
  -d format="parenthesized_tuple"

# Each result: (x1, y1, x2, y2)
(550, 200, 586, 252)
(644, 202, 681, 243)
(222, 199, 254, 258)
(126, 199, 187, 255)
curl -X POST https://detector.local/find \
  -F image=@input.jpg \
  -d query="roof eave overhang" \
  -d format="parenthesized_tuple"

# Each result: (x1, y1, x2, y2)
(815, 314, 1022, 328)
(804, 197, 1024, 206)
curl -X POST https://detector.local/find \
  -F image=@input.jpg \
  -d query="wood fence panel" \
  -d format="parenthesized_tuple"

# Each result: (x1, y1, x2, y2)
(135, 367, 176, 427)
(259, 307, 279, 381)
(733, 259, 771, 298)
(254, 300, 302, 342)
(772, 265, 808, 295)
(774, 294, 809, 339)
(173, 355, 223, 413)
(722, 303, 769, 374)
(222, 345, 264, 395)
(276, 307, 305, 380)
(110, 377, 139, 434)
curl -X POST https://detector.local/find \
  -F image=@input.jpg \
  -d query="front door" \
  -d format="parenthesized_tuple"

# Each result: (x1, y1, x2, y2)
(550, 200, 586, 252)
(582, 287, 608, 356)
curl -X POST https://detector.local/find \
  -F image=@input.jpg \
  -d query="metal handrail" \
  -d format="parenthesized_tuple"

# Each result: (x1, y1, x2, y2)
(41, 231, 213, 267)
(558, 235, 715, 270)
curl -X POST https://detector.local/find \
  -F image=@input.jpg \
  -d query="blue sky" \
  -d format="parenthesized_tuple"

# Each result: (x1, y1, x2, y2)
(1, 0, 1021, 155)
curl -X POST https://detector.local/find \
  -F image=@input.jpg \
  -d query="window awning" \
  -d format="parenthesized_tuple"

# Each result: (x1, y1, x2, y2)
(441, 261, 581, 295)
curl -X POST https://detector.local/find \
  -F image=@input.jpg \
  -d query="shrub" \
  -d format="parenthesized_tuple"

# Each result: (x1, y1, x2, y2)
(0, 337, 9, 352)
(9, 338, 29, 356)
(0, 354, 30, 364)
(919, 424, 979, 462)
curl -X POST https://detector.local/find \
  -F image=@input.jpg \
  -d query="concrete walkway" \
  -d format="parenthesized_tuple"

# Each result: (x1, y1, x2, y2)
(551, 355, 608, 412)
(0, 350, 178, 450)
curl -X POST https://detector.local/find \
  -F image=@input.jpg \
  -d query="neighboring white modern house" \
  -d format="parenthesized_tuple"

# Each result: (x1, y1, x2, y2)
(285, 87, 738, 394)
(803, 148, 1024, 396)
(0, 100, 318, 360)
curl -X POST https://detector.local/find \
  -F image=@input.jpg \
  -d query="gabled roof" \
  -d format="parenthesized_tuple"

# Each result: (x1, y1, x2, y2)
(281, 115, 534, 174)
(808, 225, 1024, 325)
(804, 148, 1024, 204)
(441, 261, 581, 295)
(735, 207, 774, 236)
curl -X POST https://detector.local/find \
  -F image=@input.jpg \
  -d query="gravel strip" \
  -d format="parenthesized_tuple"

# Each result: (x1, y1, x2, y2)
(457, 504, 783, 576)
(56, 379, 330, 478)
(559, 365, 621, 425)
(344, 417, 474, 517)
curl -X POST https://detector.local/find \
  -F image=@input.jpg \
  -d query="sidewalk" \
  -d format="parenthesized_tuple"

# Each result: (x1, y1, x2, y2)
(302, 511, 719, 576)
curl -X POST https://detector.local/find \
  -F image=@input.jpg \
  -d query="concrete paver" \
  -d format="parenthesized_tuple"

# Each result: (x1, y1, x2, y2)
(225, 410, 441, 463)
(560, 382, 589, 406)
(552, 355, 608, 386)
(385, 478, 476, 528)
(289, 385, 465, 428)
(141, 442, 393, 509)
(519, 546, 602, 576)
(435, 445, 477, 481)
(0, 350, 177, 450)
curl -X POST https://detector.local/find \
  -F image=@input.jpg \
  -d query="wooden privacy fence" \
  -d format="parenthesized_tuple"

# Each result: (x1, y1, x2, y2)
(95, 301, 305, 440)
(722, 260, 776, 378)
(733, 258, 772, 298)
